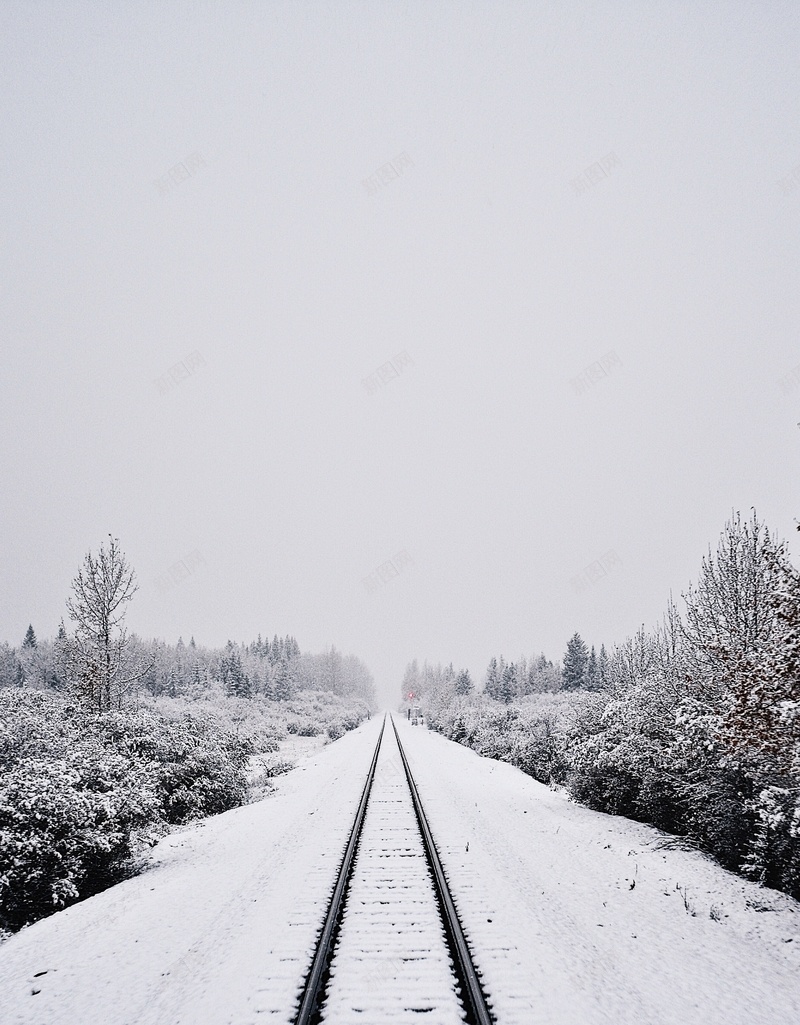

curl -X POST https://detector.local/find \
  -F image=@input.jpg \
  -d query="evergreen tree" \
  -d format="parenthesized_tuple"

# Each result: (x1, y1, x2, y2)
(562, 633, 589, 690)
(586, 645, 600, 691)
(22, 625, 37, 649)
(483, 656, 499, 699)
(454, 668, 473, 695)
(499, 661, 517, 703)
(722, 546, 800, 771)
(269, 635, 284, 666)
(598, 643, 609, 688)
(273, 658, 295, 701)
(221, 641, 251, 698)
(0, 644, 20, 688)
(484, 656, 509, 701)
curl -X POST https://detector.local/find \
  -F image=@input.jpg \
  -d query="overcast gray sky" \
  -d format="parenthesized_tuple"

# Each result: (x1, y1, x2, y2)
(2, 1, 799, 704)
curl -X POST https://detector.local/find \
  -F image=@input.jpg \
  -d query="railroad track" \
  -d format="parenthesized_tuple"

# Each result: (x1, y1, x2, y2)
(294, 713, 494, 1025)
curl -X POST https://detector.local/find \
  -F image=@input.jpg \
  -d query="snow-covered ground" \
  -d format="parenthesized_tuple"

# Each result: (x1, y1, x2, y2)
(1, 714, 798, 1025)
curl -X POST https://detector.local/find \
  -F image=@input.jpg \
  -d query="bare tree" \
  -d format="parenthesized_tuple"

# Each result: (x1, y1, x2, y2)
(681, 510, 782, 704)
(59, 536, 150, 711)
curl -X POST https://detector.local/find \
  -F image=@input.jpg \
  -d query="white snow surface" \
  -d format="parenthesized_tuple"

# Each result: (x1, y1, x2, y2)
(0, 713, 798, 1025)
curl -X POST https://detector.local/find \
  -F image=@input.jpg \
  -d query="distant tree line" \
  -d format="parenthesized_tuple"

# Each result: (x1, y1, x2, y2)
(2, 630, 374, 708)
(400, 638, 608, 709)
(2, 537, 375, 710)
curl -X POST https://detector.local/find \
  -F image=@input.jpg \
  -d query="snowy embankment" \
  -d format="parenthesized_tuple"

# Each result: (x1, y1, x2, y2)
(398, 719, 800, 1025)
(1, 715, 798, 1025)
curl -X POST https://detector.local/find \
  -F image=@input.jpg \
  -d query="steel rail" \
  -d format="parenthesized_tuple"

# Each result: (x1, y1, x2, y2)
(293, 714, 386, 1025)
(391, 714, 495, 1025)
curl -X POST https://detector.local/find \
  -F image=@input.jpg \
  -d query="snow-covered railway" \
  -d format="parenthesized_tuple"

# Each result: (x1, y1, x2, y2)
(294, 715, 493, 1025)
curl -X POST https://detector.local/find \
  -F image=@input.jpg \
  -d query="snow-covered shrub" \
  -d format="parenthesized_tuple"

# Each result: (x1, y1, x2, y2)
(157, 743, 249, 822)
(512, 712, 571, 785)
(287, 720, 320, 736)
(0, 688, 76, 767)
(0, 747, 154, 931)
(429, 693, 587, 787)
(0, 691, 253, 931)
(743, 787, 800, 896)
(94, 706, 253, 824)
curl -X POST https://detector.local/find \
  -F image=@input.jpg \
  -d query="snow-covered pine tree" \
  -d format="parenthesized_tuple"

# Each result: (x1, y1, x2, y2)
(483, 656, 499, 699)
(500, 661, 517, 703)
(269, 635, 284, 666)
(484, 656, 509, 701)
(723, 545, 800, 771)
(598, 643, 609, 688)
(454, 668, 473, 695)
(221, 641, 252, 698)
(272, 658, 295, 701)
(562, 633, 589, 690)
(586, 645, 600, 691)
(22, 624, 37, 649)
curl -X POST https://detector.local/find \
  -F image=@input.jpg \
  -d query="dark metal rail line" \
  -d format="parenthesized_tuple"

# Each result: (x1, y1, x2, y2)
(390, 715, 494, 1025)
(293, 714, 386, 1025)
(293, 712, 494, 1025)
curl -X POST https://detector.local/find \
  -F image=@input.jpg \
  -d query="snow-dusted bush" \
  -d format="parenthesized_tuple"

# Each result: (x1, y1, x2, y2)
(149, 690, 371, 751)
(0, 690, 252, 931)
(0, 744, 155, 931)
(282, 691, 372, 741)
(744, 786, 800, 896)
(429, 692, 588, 787)
(287, 720, 320, 736)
